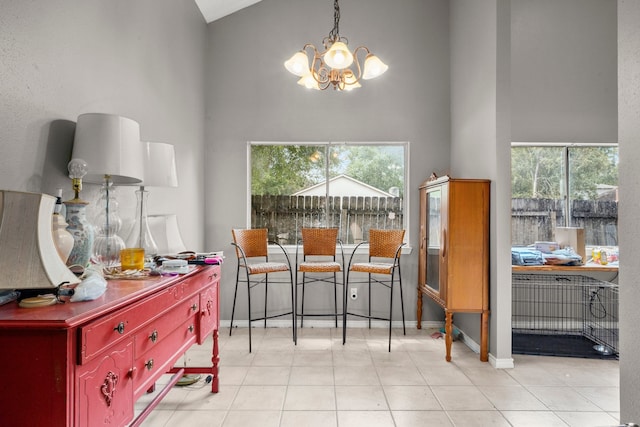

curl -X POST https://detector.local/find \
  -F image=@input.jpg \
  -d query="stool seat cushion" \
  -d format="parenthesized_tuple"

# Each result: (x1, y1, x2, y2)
(244, 261, 290, 275)
(350, 262, 395, 275)
(299, 261, 342, 273)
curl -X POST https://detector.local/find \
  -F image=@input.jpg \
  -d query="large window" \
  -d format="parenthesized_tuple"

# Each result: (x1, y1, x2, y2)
(511, 143, 618, 255)
(249, 141, 407, 245)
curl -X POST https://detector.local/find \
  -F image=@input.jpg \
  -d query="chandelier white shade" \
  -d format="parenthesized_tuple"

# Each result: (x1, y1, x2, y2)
(284, 0, 388, 91)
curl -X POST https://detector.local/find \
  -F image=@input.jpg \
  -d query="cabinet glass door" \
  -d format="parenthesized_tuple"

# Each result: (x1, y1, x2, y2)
(426, 188, 441, 293)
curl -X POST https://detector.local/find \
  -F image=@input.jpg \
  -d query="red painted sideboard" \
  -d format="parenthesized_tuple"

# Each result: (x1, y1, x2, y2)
(0, 265, 220, 427)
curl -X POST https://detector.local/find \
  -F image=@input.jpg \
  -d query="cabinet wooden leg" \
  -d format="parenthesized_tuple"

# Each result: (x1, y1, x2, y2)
(417, 290, 423, 329)
(445, 311, 453, 362)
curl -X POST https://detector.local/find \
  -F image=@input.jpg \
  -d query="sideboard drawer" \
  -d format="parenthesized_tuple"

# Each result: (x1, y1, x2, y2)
(132, 317, 198, 397)
(133, 293, 200, 357)
(79, 282, 200, 365)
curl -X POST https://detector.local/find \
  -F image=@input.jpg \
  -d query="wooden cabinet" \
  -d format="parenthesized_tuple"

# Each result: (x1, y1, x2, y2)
(0, 265, 220, 427)
(417, 174, 490, 362)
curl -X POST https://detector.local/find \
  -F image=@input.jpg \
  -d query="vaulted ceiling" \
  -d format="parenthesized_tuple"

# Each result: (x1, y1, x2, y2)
(193, 0, 263, 23)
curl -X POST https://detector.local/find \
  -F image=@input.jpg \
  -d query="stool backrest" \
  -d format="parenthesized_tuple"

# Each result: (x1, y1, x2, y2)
(232, 228, 269, 259)
(368, 229, 405, 259)
(301, 228, 339, 257)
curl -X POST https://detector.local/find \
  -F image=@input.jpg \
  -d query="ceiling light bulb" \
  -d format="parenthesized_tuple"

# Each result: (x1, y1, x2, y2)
(324, 41, 354, 70)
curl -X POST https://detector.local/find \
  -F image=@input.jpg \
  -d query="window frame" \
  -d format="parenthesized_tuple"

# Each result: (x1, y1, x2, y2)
(511, 141, 619, 252)
(247, 140, 411, 252)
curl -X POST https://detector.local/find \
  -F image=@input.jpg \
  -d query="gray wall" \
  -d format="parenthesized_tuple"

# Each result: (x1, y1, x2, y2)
(449, 0, 514, 366)
(511, 0, 618, 143)
(204, 0, 451, 324)
(0, 0, 207, 250)
(618, 0, 640, 422)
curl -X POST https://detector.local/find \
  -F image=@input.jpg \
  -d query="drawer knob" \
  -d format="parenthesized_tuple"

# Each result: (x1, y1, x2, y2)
(114, 322, 126, 334)
(149, 330, 159, 343)
(145, 359, 154, 371)
(188, 325, 195, 333)
(191, 304, 198, 312)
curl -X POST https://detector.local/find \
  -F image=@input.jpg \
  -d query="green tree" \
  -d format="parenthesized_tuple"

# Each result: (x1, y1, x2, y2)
(251, 145, 334, 195)
(511, 146, 618, 200)
(511, 146, 563, 198)
(252, 144, 405, 197)
(343, 146, 405, 197)
(569, 147, 618, 199)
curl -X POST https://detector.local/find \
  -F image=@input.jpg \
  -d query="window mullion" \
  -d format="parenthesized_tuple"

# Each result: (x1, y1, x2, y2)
(563, 146, 570, 227)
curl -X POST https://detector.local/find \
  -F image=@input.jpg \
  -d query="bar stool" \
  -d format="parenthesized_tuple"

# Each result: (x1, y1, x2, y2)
(295, 228, 344, 328)
(230, 228, 295, 352)
(343, 229, 406, 352)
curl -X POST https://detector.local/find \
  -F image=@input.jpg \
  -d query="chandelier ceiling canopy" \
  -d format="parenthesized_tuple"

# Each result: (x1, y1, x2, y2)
(284, 0, 388, 91)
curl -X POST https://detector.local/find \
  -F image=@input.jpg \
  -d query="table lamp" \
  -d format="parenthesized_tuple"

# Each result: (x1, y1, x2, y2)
(147, 214, 187, 255)
(0, 190, 80, 290)
(71, 113, 143, 269)
(125, 142, 179, 261)
(63, 158, 95, 270)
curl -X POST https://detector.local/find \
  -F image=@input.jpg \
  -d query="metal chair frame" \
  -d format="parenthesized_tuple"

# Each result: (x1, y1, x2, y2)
(230, 228, 296, 352)
(295, 228, 345, 328)
(342, 229, 406, 352)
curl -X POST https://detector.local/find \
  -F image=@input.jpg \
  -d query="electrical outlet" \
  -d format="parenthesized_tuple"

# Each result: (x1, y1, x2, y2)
(350, 287, 358, 300)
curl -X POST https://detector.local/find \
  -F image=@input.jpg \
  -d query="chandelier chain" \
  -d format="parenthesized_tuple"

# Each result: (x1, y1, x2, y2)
(328, 0, 341, 42)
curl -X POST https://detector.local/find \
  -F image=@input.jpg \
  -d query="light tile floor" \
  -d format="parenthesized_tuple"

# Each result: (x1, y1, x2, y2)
(133, 327, 620, 427)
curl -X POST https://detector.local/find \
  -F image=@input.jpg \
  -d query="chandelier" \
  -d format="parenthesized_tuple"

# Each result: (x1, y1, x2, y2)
(284, 0, 388, 91)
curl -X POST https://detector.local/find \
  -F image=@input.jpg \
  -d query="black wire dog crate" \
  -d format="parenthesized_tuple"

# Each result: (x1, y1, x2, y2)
(512, 273, 619, 358)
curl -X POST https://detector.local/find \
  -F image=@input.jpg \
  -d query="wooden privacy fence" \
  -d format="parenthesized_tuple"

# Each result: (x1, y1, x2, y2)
(251, 195, 404, 245)
(511, 198, 618, 246)
(250, 196, 617, 247)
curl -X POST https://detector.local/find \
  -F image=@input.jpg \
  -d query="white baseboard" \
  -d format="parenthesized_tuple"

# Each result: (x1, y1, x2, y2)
(490, 354, 515, 369)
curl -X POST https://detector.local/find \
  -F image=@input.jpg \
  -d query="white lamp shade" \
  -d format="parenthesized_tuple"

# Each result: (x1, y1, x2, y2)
(72, 113, 144, 185)
(143, 142, 178, 187)
(323, 41, 354, 70)
(147, 214, 187, 254)
(0, 191, 80, 289)
(362, 54, 389, 80)
(284, 51, 310, 77)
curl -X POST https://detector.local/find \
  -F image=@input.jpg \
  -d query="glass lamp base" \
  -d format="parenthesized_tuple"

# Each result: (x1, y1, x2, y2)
(125, 188, 158, 262)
